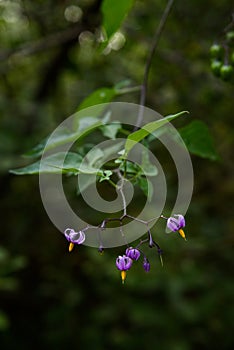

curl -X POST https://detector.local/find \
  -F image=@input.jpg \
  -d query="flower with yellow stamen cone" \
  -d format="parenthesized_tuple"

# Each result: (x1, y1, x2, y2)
(167, 214, 187, 241)
(64, 228, 86, 251)
(116, 255, 133, 284)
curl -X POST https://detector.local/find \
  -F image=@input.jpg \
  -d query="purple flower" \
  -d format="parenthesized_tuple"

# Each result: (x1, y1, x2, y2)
(143, 257, 150, 272)
(116, 255, 133, 284)
(116, 255, 133, 271)
(126, 247, 141, 261)
(64, 228, 85, 252)
(167, 214, 186, 240)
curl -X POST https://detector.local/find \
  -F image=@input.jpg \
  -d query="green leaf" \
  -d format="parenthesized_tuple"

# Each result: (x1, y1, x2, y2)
(85, 148, 104, 167)
(101, 141, 124, 161)
(100, 122, 122, 139)
(114, 79, 132, 90)
(84, 142, 124, 169)
(179, 120, 219, 160)
(124, 111, 189, 155)
(77, 88, 116, 111)
(101, 0, 135, 40)
(78, 116, 100, 131)
(9, 152, 83, 175)
(23, 82, 138, 160)
(140, 148, 158, 176)
(10, 151, 110, 176)
(76, 143, 96, 157)
(77, 174, 96, 195)
(24, 118, 102, 159)
(78, 163, 104, 175)
(119, 161, 140, 174)
(77, 82, 139, 112)
(23, 138, 48, 158)
(136, 177, 154, 202)
(99, 170, 113, 182)
(146, 125, 169, 143)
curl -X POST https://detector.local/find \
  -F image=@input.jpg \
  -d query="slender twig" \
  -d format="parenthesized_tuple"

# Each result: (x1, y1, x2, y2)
(119, 221, 128, 246)
(119, 187, 127, 216)
(135, 0, 174, 129)
(116, 86, 141, 95)
(116, 171, 127, 216)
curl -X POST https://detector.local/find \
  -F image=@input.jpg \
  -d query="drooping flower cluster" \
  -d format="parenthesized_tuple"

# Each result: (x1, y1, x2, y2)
(116, 247, 150, 283)
(115, 214, 186, 283)
(63, 214, 186, 284)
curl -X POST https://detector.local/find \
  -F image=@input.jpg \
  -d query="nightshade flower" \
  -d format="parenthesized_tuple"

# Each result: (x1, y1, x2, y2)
(64, 228, 86, 252)
(126, 247, 141, 261)
(143, 257, 150, 272)
(167, 214, 186, 240)
(116, 255, 133, 284)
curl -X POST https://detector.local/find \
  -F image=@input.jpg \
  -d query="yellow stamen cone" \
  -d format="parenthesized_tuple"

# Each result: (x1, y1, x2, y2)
(121, 270, 127, 284)
(179, 229, 186, 241)
(69, 242, 74, 252)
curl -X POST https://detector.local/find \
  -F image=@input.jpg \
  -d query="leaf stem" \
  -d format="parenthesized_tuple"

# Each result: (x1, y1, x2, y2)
(116, 85, 141, 95)
(107, 179, 117, 188)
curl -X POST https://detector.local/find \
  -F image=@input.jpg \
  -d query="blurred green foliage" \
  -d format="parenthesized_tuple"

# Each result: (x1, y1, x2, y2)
(0, 0, 233, 349)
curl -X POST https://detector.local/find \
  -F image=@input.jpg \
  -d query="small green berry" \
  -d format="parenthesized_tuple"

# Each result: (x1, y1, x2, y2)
(220, 64, 233, 80)
(226, 31, 234, 44)
(210, 44, 223, 58)
(210, 60, 222, 76)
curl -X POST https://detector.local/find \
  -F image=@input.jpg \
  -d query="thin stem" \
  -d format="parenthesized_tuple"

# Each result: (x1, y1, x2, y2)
(119, 186, 127, 216)
(118, 128, 131, 136)
(119, 222, 128, 246)
(148, 230, 154, 247)
(82, 224, 98, 231)
(126, 214, 161, 225)
(125, 214, 148, 224)
(97, 229, 104, 253)
(107, 179, 117, 188)
(116, 85, 141, 95)
(116, 170, 127, 216)
(82, 214, 166, 231)
(135, 0, 174, 129)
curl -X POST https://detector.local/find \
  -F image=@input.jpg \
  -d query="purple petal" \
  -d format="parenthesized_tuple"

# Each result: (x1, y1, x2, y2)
(116, 255, 133, 271)
(64, 228, 75, 242)
(126, 247, 141, 260)
(167, 218, 180, 231)
(167, 214, 185, 232)
(116, 256, 124, 270)
(73, 231, 85, 244)
(143, 258, 150, 272)
(64, 228, 85, 244)
(123, 255, 133, 270)
(175, 214, 185, 228)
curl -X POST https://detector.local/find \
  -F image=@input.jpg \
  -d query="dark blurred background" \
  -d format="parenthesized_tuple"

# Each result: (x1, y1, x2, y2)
(0, 0, 233, 349)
